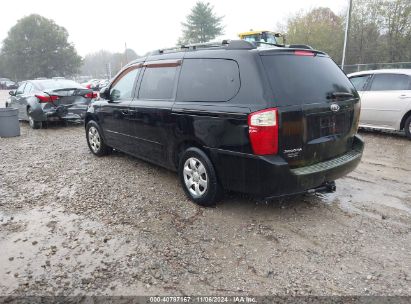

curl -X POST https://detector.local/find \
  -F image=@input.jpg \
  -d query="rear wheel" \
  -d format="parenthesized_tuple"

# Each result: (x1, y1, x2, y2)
(27, 108, 42, 129)
(178, 147, 222, 206)
(404, 116, 411, 140)
(86, 121, 112, 156)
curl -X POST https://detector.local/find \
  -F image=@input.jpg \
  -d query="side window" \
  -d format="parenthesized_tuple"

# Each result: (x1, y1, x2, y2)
(110, 67, 139, 101)
(23, 83, 33, 94)
(349, 75, 371, 91)
(16, 82, 26, 95)
(177, 59, 240, 102)
(369, 74, 410, 91)
(139, 66, 178, 100)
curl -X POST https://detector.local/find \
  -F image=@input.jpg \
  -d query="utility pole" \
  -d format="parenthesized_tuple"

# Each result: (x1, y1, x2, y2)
(341, 0, 353, 71)
(106, 62, 112, 80)
(124, 42, 128, 63)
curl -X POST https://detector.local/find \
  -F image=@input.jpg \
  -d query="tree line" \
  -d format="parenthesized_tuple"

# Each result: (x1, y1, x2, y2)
(283, 0, 411, 66)
(81, 49, 139, 79)
(0, 15, 140, 81)
(1, 1, 410, 81)
(0, 14, 82, 81)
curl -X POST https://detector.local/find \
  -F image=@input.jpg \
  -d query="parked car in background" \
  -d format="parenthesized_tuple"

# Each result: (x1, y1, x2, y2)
(6, 78, 97, 129)
(98, 79, 110, 89)
(348, 69, 411, 139)
(3, 80, 18, 89)
(0, 78, 11, 90)
(81, 79, 101, 90)
(85, 40, 363, 206)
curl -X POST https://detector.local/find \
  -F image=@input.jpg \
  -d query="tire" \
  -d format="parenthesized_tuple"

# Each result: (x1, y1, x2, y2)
(178, 147, 222, 206)
(86, 120, 112, 156)
(404, 116, 411, 140)
(27, 108, 42, 129)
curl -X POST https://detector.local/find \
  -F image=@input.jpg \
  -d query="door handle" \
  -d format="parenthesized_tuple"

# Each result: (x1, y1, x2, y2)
(121, 109, 129, 115)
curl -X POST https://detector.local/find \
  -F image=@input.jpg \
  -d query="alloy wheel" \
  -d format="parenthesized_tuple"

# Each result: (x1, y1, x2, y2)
(183, 157, 208, 198)
(88, 126, 101, 153)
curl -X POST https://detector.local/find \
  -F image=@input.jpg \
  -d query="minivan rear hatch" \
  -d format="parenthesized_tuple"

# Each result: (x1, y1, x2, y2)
(260, 49, 360, 168)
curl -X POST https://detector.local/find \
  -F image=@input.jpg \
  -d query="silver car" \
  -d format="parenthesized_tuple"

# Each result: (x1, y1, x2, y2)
(6, 79, 96, 129)
(348, 69, 411, 139)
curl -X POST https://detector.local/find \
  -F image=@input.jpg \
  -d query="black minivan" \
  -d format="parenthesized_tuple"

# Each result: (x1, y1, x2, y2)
(85, 40, 364, 206)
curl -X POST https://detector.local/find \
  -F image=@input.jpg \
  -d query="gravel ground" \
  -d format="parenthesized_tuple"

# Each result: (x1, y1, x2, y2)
(0, 90, 410, 296)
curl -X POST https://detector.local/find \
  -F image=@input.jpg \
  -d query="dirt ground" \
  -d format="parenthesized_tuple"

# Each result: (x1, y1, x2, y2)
(0, 90, 410, 296)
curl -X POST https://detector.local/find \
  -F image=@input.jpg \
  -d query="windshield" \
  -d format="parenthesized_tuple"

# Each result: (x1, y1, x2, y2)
(35, 79, 83, 91)
(261, 53, 358, 106)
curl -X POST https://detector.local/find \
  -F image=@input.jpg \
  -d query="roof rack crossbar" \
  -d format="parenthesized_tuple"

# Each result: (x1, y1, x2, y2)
(151, 40, 256, 55)
(181, 41, 229, 49)
(154, 46, 185, 55)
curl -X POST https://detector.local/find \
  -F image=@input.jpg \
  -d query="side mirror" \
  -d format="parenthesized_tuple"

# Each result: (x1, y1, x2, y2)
(9, 90, 16, 96)
(99, 86, 110, 100)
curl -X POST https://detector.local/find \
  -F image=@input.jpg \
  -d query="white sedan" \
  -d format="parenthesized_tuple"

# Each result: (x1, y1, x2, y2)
(348, 69, 411, 139)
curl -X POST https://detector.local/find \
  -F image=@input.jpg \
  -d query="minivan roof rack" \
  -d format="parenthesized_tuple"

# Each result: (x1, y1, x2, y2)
(150, 40, 256, 55)
(149, 40, 315, 56)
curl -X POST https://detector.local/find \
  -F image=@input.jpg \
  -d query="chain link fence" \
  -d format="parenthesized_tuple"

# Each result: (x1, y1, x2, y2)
(342, 62, 411, 74)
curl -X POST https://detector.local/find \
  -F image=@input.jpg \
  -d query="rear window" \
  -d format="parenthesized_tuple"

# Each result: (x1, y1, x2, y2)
(35, 80, 82, 91)
(177, 59, 240, 102)
(261, 53, 357, 106)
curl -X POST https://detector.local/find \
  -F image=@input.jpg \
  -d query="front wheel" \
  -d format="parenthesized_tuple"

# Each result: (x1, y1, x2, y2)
(404, 116, 411, 140)
(86, 121, 112, 156)
(178, 147, 222, 206)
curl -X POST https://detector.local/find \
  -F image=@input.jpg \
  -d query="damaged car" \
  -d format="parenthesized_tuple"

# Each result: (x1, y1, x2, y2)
(6, 79, 97, 129)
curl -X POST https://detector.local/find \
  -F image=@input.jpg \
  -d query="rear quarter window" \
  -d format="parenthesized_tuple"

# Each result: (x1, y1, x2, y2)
(177, 59, 240, 102)
(261, 53, 357, 106)
(369, 74, 411, 91)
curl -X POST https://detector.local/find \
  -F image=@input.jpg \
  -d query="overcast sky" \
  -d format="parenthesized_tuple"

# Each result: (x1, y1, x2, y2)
(0, 0, 348, 56)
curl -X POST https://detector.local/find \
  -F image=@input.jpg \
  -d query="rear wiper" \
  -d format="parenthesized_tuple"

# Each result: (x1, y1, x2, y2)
(327, 92, 354, 99)
(254, 41, 285, 47)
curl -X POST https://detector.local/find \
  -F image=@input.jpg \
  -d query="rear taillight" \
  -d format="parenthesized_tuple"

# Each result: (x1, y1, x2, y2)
(35, 94, 60, 103)
(248, 108, 279, 155)
(85, 92, 98, 99)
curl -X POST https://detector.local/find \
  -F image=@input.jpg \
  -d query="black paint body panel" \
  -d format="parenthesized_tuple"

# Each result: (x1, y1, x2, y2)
(86, 47, 364, 198)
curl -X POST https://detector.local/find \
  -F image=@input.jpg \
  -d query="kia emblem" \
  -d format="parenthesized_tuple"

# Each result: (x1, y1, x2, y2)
(330, 103, 340, 112)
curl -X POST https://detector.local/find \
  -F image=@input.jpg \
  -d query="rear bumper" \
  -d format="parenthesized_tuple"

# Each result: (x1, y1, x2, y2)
(208, 135, 364, 198)
(36, 105, 88, 121)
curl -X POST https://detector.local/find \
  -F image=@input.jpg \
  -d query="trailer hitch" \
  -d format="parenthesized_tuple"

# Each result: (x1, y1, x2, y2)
(307, 181, 336, 194)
